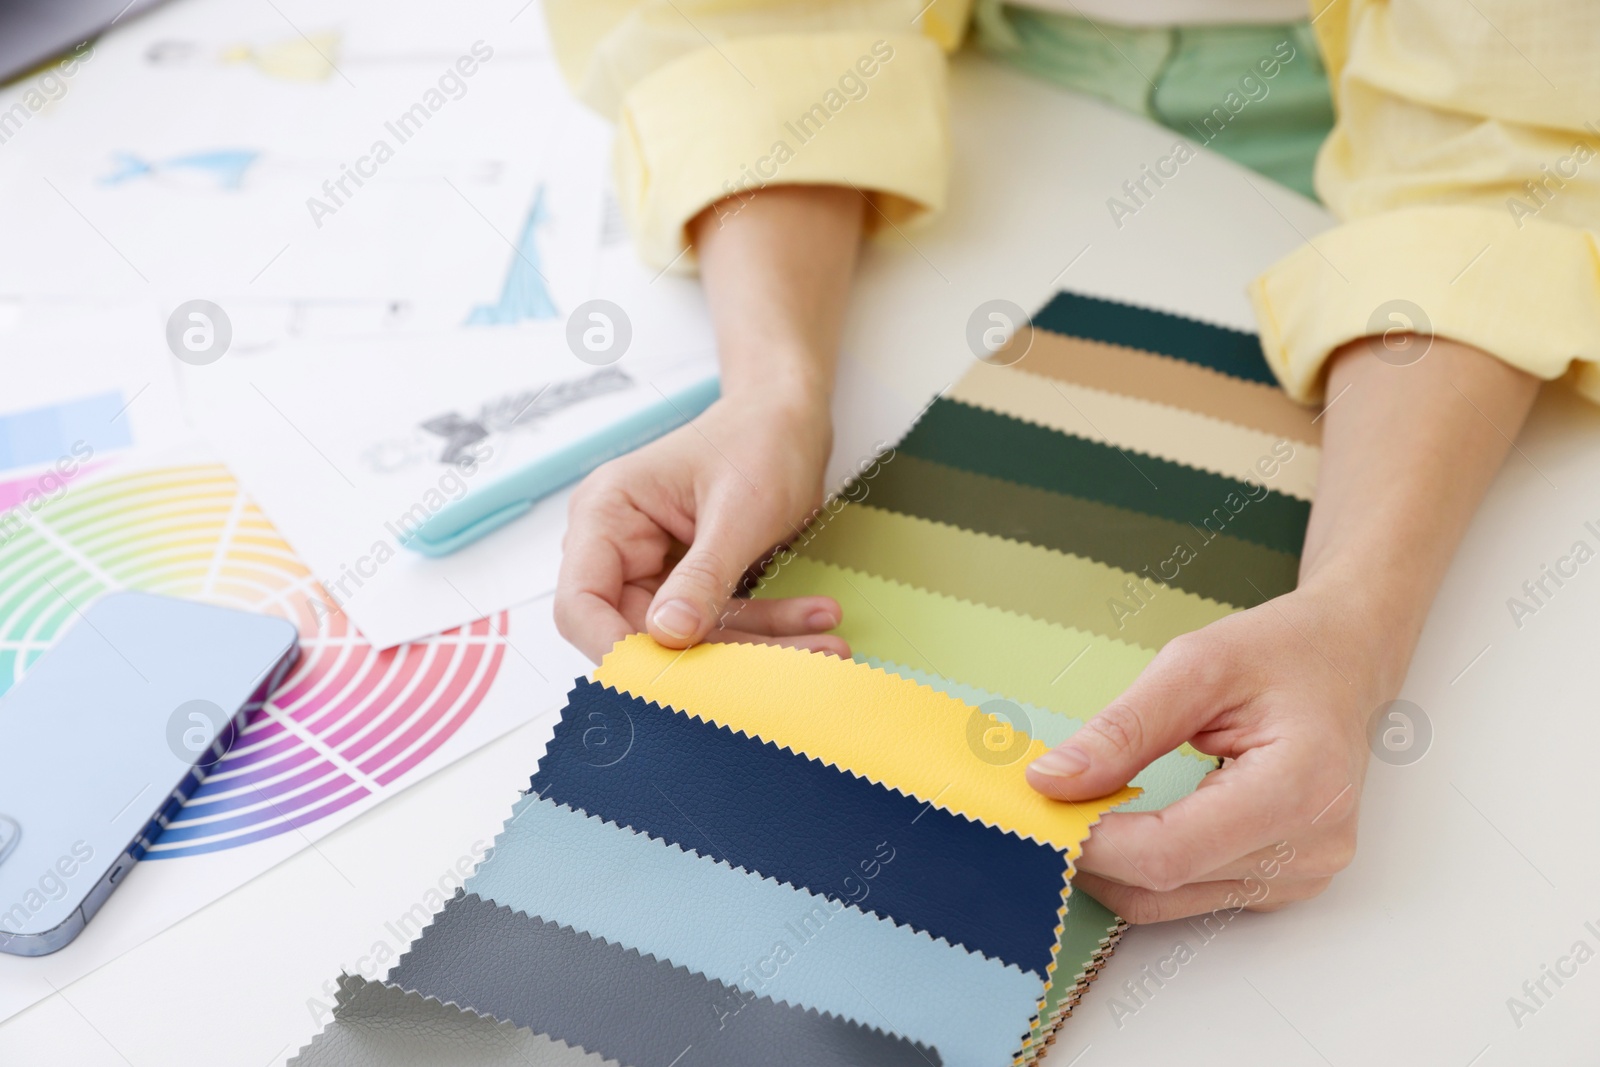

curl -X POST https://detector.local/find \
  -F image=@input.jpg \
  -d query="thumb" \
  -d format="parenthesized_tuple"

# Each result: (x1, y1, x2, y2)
(1026, 642, 1229, 800)
(646, 506, 777, 649)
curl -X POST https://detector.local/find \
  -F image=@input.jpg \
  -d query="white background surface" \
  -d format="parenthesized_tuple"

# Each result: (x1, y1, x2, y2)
(2, 48, 1598, 1067)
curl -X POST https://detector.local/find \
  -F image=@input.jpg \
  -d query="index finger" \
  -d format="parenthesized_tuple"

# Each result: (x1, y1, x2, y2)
(555, 507, 636, 662)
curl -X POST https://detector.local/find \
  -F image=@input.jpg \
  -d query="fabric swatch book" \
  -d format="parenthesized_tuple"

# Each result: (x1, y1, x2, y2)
(290, 290, 1320, 1065)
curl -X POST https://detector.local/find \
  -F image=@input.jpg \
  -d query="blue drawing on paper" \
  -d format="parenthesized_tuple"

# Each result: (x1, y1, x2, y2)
(465, 185, 559, 326)
(101, 149, 260, 189)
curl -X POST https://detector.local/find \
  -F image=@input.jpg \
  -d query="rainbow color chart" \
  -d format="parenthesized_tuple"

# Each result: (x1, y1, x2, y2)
(0, 462, 508, 858)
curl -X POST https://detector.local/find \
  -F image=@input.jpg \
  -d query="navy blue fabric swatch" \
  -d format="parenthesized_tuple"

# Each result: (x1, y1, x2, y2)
(531, 681, 1070, 979)
(1033, 289, 1274, 384)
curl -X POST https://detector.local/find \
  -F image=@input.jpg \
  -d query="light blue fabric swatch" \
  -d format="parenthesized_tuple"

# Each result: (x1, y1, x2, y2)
(467, 794, 1043, 1067)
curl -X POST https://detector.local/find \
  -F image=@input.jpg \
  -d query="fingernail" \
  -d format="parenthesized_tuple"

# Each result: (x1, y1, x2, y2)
(805, 607, 839, 630)
(1030, 746, 1090, 778)
(651, 600, 701, 641)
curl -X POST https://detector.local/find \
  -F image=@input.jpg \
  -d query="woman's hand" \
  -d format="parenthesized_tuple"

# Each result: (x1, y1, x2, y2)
(554, 391, 849, 662)
(555, 183, 866, 662)
(1026, 335, 1541, 922)
(1027, 583, 1377, 921)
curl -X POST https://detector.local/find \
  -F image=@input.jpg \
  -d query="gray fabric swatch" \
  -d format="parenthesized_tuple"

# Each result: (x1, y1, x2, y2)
(288, 974, 616, 1067)
(388, 892, 942, 1067)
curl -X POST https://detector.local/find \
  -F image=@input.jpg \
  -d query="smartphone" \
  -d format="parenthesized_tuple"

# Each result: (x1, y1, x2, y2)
(0, 591, 299, 956)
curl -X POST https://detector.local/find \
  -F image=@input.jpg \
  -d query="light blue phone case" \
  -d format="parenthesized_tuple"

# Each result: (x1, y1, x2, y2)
(0, 591, 298, 956)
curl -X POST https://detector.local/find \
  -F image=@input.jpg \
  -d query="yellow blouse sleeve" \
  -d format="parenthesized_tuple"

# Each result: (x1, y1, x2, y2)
(1250, 0, 1600, 403)
(543, 1, 972, 270)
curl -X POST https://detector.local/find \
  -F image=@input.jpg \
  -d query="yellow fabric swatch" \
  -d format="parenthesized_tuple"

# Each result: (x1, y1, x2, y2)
(950, 363, 1320, 501)
(802, 504, 1237, 648)
(595, 635, 1139, 856)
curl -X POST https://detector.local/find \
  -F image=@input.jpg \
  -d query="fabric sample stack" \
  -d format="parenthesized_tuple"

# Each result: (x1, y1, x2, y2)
(293, 638, 1137, 1066)
(754, 290, 1319, 1047)
(289, 291, 1318, 1065)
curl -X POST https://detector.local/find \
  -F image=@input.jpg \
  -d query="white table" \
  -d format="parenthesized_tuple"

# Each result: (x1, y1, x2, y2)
(4, 53, 1597, 1067)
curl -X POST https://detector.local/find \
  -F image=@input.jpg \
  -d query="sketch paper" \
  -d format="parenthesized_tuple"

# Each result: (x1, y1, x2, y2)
(0, 0, 604, 307)
(183, 330, 716, 647)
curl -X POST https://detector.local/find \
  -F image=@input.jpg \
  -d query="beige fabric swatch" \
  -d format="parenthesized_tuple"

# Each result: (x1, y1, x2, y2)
(1008, 329, 1322, 445)
(951, 363, 1319, 501)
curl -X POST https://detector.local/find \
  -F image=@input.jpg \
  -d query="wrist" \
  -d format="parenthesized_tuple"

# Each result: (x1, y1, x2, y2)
(1289, 565, 1424, 702)
(706, 370, 834, 469)
(718, 345, 835, 421)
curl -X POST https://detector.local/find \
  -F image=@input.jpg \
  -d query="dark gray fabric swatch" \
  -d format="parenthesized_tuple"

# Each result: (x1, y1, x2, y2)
(388, 892, 942, 1067)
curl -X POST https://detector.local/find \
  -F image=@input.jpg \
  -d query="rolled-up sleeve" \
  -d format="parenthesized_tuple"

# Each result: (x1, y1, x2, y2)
(1249, 0, 1600, 403)
(544, 2, 970, 270)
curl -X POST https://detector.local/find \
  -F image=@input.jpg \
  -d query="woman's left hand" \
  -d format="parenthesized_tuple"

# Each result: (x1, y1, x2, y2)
(1026, 584, 1384, 921)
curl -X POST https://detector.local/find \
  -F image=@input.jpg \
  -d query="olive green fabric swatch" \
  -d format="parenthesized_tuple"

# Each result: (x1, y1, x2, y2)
(803, 504, 1235, 648)
(899, 399, 1309, 555)
(1033, 892, 1121, 1049)
(860, 453, 1300, 604)
(756, 557, 1153, 721)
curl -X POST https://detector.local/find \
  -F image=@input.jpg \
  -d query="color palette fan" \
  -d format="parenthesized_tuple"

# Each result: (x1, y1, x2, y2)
(290, 290, 1319, 1064)
(0, 462, 510, 857)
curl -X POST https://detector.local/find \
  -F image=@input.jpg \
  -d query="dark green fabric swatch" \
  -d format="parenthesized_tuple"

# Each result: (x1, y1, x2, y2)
(1031, 290, 1275, 384)
(860, 453, 1298, 604)
(898, 399, 1309, 555)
